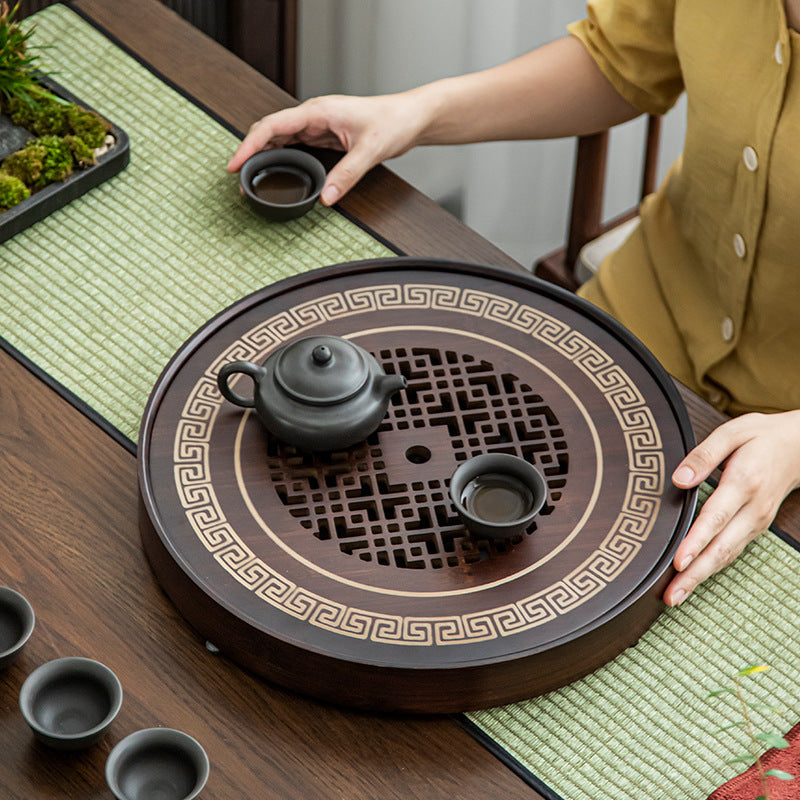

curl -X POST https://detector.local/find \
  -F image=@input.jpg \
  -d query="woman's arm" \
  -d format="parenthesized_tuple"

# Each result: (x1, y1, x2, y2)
(227, 36, 640, 205)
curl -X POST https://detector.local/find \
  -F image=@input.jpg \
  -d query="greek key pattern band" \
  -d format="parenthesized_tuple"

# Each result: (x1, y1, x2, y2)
(174, 283, 664, 646)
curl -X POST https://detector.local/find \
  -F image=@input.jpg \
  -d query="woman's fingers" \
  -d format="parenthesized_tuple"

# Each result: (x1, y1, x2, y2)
(320, 136, 384, 205)
(227, 92, 428, 206)
(672, 478, 747, 569)
(671, 416, 754, 488)
(664, 478, 752, 606)
(227, 105, 321, 173)
(664, 504, 760, 606)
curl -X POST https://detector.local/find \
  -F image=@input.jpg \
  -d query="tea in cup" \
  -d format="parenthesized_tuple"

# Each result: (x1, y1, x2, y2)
(239, 149, 326, 222)
(449, 453, 546, 540)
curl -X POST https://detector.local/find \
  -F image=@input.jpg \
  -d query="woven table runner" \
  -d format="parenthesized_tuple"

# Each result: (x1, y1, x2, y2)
(3, 8, 799, 800)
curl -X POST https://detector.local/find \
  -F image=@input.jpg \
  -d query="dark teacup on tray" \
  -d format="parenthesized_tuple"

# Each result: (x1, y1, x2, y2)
(449, 453, 546, 540)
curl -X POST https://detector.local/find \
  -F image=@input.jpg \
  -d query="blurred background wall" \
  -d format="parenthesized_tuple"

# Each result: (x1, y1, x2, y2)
(298, 0, 687, 268)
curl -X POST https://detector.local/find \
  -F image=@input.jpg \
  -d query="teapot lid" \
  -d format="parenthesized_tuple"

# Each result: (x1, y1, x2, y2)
(274, 336, 369, 406)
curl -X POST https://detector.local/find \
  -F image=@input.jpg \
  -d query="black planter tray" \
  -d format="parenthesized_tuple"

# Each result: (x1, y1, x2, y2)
(0, 74, 130, 244)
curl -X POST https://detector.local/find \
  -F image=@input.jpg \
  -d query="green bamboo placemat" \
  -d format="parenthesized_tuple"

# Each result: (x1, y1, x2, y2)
(0, 4, 394, 441)
(468, 483, 800, 800)
(3, 8, 799, 800)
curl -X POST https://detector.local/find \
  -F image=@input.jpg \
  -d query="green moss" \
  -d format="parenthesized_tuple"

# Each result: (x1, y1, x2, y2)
(6, 96, 35, 128)
(8, 92, 110, 150)
(36, 134, 73, 184)
(64, 134, 95, 168)
(1, 135, 72, 187)
(7, 94, 70, 136)
(0, 171, 30, 211)
(2, 142, 46, 186)
(66, 105, 108, 149)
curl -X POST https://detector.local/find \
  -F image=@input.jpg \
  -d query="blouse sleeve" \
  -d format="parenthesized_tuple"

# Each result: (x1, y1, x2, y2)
(568, 0, 684, 115)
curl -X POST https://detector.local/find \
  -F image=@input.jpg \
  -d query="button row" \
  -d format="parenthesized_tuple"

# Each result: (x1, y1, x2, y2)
(722, 40, 778, 343)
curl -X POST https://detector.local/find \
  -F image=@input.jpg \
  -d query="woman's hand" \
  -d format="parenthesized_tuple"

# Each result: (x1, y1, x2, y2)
(226, 92, 429, 206)
(665, 410, 800, 606)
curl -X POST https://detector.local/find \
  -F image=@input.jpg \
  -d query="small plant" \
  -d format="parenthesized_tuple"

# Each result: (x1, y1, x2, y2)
(0, 1, 50, 111)
(2, 138, 47, 185)
(0, 0, 114, 212)
(706, 665, 795, 800)
(66, 104, 109, 148)
(64, 134, 96, 167)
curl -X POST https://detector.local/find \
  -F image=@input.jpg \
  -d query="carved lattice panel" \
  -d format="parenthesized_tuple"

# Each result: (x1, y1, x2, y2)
(264, 347, 568, 569)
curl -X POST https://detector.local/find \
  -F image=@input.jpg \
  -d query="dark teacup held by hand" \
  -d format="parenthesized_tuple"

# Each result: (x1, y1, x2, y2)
(239, 149, 326, 222)
(449, 453, 546, 540)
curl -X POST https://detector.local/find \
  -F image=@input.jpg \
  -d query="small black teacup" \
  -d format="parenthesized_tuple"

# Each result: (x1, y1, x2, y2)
(240, 149, 326, 222)
(19, 656, 123, 750)
(105, 727, 210, 800)
(0, 587, 35, 668)
(449, 453, 546, 540)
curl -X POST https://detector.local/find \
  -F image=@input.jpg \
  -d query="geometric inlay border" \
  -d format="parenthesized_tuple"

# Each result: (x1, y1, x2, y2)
(173, 284, 664, 646)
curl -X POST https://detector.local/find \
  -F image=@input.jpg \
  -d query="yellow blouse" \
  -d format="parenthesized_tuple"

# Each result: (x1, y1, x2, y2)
(570, 0, 800, 415)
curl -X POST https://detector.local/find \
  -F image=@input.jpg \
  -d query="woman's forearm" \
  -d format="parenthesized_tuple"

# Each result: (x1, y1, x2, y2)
(228, 34, 643, 203)
(409, 36, 641, 146)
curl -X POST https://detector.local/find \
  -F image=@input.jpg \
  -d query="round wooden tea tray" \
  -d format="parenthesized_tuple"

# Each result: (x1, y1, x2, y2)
(138, 258, 696, 713)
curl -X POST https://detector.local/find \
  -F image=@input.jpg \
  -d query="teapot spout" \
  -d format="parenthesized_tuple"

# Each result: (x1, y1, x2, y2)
(377, 373, 407, 398)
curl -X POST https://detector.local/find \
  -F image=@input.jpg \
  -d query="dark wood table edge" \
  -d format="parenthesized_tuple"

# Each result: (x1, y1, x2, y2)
(453, 715, 566, 800)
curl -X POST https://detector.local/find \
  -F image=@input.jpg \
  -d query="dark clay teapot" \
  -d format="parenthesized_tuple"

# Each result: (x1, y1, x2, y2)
(217, 335, 407, 451)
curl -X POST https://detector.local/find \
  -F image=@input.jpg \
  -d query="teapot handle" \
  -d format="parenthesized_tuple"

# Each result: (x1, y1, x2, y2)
(217, 361, 266, 408)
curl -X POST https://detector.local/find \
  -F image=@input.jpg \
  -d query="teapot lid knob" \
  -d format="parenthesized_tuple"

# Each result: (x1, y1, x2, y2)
(312, 344, 332, 365)
(274, 335, 369, 406)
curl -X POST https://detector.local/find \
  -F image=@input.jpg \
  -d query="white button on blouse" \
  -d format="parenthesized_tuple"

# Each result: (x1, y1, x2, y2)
(733, 233, 747, 258)
(743, 146, 758, 171)
(775, 40, 784, 64)
(721, 317, 735, 341)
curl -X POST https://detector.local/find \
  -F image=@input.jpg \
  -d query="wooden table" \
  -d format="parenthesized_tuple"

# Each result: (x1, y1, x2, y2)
(1, 1, 798, 797)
